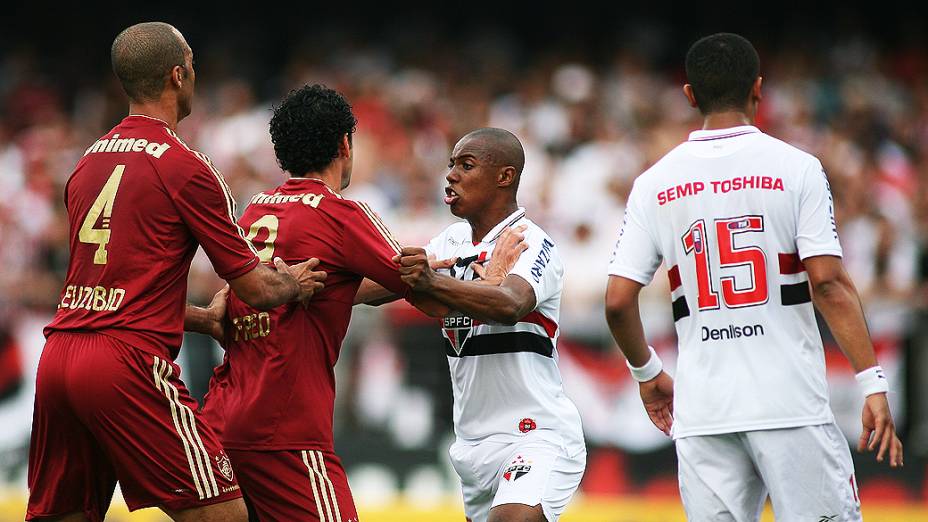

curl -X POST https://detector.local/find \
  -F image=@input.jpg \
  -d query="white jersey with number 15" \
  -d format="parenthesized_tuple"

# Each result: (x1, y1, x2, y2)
(608, 125, 842, 439)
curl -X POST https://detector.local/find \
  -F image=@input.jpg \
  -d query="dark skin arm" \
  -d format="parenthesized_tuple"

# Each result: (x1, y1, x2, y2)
(604, 275, 674, 436)
(394, 246, 536, 325)
(805, 255, 903, 467)
(228, 257, 327, 311)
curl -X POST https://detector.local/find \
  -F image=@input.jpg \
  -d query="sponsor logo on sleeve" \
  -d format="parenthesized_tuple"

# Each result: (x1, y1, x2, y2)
(530, 239, 555, 283)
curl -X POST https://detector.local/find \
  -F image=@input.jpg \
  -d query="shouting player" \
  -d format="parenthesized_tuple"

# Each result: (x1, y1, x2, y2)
(390, 129, 586, 522)
(605, 33, 903, 521)
(191, 86, 522, 521)
(27, 23, 324, 522)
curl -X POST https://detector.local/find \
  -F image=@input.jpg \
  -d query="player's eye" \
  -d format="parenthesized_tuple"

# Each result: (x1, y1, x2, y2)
(463, 163, 474, 170)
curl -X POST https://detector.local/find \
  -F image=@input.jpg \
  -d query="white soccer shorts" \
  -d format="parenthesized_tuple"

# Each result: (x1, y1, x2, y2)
(676, 423, 862, 522)
(449, 432, 586, 522)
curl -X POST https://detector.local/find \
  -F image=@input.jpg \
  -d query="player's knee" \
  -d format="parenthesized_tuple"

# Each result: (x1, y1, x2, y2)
(488, 503, 546, 522)
(163, 497, 248, 522)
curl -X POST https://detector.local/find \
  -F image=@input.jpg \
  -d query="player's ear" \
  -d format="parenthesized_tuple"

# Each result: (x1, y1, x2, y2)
(339, 133, 351, 159)
(497, 166, 516, 188)
(171, 65, 185, 89)
(752, 77, 763, 103)
(683, 84, 698, 108)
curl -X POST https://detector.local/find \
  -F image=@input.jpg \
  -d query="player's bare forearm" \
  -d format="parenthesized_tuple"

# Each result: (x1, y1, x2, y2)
(604, 275, 652, 367)
(425, 273, 535, 325)
(805, 256, 878, 372)
(184, 304, 215, 335)
(354, 279, 400, 306)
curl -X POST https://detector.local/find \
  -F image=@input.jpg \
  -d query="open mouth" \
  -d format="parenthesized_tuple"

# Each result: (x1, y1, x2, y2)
(444, 186, 460, 206)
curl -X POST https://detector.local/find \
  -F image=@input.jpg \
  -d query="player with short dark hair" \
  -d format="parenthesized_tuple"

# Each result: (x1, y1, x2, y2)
(193, 85, 521, 522)
(384, 128, 586, 522)
(605, 32, 902, 521)
(27, 22, 325, 522)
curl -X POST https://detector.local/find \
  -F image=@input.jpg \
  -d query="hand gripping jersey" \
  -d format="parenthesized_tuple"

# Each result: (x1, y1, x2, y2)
(426, 208, 584, 449)
(44, 115, 260, 360)
(608, 126, 842, 438)
(215, 177, 411, 451)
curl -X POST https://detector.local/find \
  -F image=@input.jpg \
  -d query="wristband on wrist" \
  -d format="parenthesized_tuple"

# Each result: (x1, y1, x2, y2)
(855, 365, 889, 397)
(627, 346, 663, 382)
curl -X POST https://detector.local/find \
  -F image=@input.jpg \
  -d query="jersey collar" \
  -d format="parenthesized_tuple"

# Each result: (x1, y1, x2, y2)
(688, 125, 761, 142)
(477, 207, 526, 244)
(125, 114, 171, 127)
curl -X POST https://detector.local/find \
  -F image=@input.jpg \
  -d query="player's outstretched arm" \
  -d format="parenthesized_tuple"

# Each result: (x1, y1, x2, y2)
(229, 257, 327, 311)
(605, 275, 674, 436)
(805, 254, 903, 467)
(395, 246, 534, 325)
(184, 285, 229, 341)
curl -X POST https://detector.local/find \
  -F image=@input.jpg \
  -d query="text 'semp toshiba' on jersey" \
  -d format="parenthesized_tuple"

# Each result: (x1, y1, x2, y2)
(608, 125, 843, 439)
(426, 208, 584, 449)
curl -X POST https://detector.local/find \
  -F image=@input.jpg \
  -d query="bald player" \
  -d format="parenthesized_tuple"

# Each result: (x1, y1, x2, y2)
(370, 128, 586, 522)
(27, 22, 325, 522)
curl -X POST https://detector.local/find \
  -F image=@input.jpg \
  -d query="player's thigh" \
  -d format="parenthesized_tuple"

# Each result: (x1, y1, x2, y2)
(27, 334, 118, 522)
(675, 433, 766, 522)
(162, 498, 247, 522)
(450, 439, 496, 522)
(491, 441, 585, 522)
(746, 424, 861, 522)
(66, 339, 241, 512)
(227, 448, 359, 522)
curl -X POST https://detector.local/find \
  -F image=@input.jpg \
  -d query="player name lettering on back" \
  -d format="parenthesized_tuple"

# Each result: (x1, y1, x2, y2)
(231, 312, 272, 341)
(84, 134, 171, 158)
(657, 176, 785, 205)
(58, 285, 126, 312)
(250, 192, 325, 207)
(701, 323, 765, 342)
(531, 238, 555, 283)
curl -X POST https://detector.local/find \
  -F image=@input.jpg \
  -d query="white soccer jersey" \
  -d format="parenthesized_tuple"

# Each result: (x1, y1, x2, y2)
(608, 125, 842, 439)
(426, 208, 584, 449)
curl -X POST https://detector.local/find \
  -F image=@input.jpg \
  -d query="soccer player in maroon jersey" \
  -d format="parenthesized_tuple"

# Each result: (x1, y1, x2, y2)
(27, 23, 325, 522)
(193, 85, 522, 522)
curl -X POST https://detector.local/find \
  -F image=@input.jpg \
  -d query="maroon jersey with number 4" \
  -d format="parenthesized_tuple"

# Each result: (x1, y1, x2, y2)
(44, 115, 260, 360)
(214, 177, 410, 451)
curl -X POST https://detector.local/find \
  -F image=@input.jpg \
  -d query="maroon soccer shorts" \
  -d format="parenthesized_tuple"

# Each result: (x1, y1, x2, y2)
(27, 332, 241, 520)
(227, 448, 358, 522)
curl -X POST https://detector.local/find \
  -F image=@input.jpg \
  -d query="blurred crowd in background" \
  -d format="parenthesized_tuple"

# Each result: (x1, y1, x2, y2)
(1, 10, 928, 503)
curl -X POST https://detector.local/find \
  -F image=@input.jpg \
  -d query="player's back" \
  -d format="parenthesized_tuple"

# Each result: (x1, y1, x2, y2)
(218, 177, 409, 451)
(610, 125, 842, 438)
(45, 115, 258, 360)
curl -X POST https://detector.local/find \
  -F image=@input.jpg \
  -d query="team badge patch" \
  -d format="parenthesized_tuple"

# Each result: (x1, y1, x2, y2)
(518, 418, 537, 433)
(216, 453, 234, 481)
(443, 313, 473, 355)
(503, 454, 532, 481)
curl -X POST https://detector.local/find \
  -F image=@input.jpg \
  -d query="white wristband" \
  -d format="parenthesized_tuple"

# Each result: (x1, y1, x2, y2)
(855, 366, 889, 397)
(627, 346, 663, 382)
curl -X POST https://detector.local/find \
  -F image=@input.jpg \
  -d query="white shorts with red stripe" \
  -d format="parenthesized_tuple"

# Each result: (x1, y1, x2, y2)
(676, 423, 861, 522)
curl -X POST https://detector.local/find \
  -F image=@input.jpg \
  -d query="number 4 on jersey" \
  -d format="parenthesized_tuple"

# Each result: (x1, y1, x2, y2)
(682, 215, 768, 310)
(79, 165, 125, 265)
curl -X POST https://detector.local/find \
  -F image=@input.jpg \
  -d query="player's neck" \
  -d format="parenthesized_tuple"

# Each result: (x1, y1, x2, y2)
(293, 168, 342, 194)
(700, 111, 754, 131)
(468, 201, 519, 241)
(128, 102, 179, 130)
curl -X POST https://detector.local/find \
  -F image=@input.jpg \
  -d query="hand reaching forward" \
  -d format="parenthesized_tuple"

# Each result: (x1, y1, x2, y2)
(472, 224, 528, 285)
(640, 371, 674, 436)
(204, 285, 230, 342)
(274, 257, 328, 305)
(858, 392, 903, 467)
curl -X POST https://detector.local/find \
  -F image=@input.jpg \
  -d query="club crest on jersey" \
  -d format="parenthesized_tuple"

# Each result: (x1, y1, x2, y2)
(443, 313, 473, 355)
(503, 454, 532, 481)
(215, 453, 234, 482)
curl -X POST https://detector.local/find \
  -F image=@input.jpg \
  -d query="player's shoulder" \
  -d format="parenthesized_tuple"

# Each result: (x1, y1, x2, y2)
(154, 127, 224, 175)
(754, 132, 822, 169)
(436, 219, 472, 240)
(518, 216, 555, 245)
(634, 142, 691, 187)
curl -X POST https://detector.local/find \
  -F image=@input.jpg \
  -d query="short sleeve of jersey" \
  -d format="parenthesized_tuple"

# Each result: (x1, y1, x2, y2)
(607, 180, 662, 284)
(509, 226, 563, 306)
(341, 201, 411, 298)
(170, 155, 260, 280)
(424, 231, 445, 258)
(796, 160, 842, 260)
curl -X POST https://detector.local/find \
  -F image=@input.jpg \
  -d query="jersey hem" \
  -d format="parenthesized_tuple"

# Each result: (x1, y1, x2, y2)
(798, 248, 843, 261)
(672, 414, 835, 440)
(221, 440, 333, 452)
(218, 256, 261, 281)
(606, 268, 652, 286)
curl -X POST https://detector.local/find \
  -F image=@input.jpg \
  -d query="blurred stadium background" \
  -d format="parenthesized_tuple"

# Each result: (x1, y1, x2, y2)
(1, 4, 927, 520)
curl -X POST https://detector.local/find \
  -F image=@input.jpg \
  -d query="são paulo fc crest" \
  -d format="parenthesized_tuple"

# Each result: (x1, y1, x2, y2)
(443, 313, 473, 355)
(503, 454, 532, 481)
(215, 453, 234, 481)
